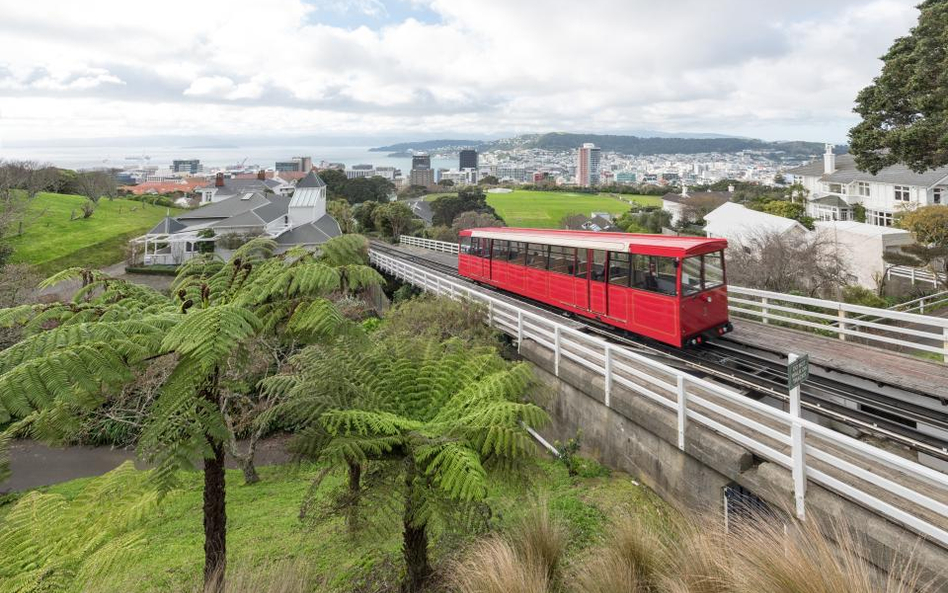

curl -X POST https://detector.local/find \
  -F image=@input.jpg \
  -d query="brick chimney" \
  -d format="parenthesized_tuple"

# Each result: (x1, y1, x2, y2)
(257, 169, 266, 180)
(215, 172, 224, 187)
(823, 143, 836, 175)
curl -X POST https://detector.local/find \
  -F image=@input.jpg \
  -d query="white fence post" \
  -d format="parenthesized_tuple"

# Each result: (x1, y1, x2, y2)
(604, 345, 613, 408)
(677, 374, 687, 451)
(488, 301, 494, 329)
(517, 310, 523, 353)
(944, 327, 948, 364)
(554, 326, 561, 377)
(789, 353, 806, 520)
(838, 309, 847, 341)
(761, 297, 769, 324)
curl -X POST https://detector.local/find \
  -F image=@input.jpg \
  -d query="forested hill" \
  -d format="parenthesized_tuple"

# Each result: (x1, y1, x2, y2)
(368, 139, 490, 152)
(371, 133, 838, 158)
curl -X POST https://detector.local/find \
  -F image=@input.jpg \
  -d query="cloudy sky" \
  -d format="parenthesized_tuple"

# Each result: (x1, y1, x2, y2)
(0, 0, 922, 146)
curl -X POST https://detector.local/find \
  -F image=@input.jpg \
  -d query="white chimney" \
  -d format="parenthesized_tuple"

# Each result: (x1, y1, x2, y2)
(727, 184, 735, 193)
(823, 143, 836, 175)
(681, 184, 688, 197)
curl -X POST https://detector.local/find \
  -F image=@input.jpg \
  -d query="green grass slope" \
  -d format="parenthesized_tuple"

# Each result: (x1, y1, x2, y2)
(6, 192, 182, 274)
(0, 459, 670, 592)
(484, 190, 659, 228)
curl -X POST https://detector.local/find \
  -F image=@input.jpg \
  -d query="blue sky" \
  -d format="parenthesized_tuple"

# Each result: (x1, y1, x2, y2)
(0, 0, 922, 146)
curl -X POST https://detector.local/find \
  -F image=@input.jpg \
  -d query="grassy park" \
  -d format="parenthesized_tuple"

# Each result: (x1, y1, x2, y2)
(5, 192, 181, 273)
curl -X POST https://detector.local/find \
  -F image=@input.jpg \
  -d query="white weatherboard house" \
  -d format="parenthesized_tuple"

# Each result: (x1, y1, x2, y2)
(703, 202, 808, 245)
(132, 171, 340, 265)
(814, 221, 913, 288)
(196, 171, 295, 204)
(788, 145, 948, 226)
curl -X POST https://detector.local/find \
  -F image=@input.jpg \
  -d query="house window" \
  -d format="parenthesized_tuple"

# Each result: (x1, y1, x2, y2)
(827, 183, 843, 194)
(934, 187, 944, 205)
(855, 181, 870, 197)
(867, 210, 894, 227)
(894, 185, 911, 202)
(185, 242, 194, 252)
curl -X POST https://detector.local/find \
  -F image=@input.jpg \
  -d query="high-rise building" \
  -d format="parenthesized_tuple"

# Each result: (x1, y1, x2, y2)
(275, 156, 312, 172)
(409, 169, 434, 186)
(459, 149, 478, 170)
(576, 143, 601, 187)
(411, 154, 431, 170)
(172, 159, 202, 174)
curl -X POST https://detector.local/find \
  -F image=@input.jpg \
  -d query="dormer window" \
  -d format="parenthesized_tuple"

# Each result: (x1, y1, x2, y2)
(855, 181, 870, 197)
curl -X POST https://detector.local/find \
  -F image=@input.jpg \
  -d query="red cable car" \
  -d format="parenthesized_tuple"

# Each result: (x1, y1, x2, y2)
(457, 227, 731, 348)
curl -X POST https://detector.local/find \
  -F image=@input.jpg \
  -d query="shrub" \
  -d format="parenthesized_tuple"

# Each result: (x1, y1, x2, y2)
(451, 537, 549, 593)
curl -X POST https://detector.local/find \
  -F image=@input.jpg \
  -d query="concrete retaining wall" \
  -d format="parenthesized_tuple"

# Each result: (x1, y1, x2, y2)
(520, 339, 948, 588)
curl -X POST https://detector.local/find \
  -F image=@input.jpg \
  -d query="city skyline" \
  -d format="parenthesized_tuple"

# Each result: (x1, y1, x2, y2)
(0, 0, 922, 147)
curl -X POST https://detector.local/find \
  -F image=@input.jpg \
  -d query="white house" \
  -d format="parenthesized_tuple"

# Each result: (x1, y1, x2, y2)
(133, 171, 340, 266)
(703, 202, 808, 245)
(788, 145, 948, 227)
(661, 185, 733, 225)
(814, 221, 913, 288)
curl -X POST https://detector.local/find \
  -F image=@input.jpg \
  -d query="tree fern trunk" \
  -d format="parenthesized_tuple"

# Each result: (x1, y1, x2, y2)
(203, 439, 227, 592)
(346, 459, 361, 531)
(240, 458, 260, 485)
(401, 461, 430, 593)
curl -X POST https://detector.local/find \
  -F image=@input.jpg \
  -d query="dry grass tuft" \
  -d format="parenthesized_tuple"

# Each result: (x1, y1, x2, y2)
(507, 502, 568, 582)
(450, 536, 549, 593)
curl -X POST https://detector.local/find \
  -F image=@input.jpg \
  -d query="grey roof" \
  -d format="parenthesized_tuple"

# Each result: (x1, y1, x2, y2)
(662, 191, 732, 205)
(787, 154, 948, 187)
(251, 194, 292, 221)
(296, 171, 326, 188)
(274, 215, 341, 245)
(177, 192, 271, 219)
(212, 210, 266, 229)
(407, 198, 433, 224)
(147, 216, 187, 234)
(809, 195, 850, 208)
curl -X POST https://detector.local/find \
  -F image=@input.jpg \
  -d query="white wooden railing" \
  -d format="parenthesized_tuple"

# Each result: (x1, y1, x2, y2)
(891, 290, 948, 316)
(371, 249, 948, 548)
(401, 236, 948, 362)
(400, 235, 459, 254)
(730, 287, 948, 362)
(887, 265, 947, 288)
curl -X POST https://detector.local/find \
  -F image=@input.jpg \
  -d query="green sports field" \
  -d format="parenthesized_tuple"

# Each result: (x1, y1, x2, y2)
(484, 190, 660, 228)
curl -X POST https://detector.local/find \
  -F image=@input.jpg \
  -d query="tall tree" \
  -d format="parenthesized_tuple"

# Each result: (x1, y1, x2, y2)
(888, 205, 948, 290)
(374, 201, 416, 239)
(267, 335, 547, 592)
(0, 237, 380, 591)
(849, 0, 948, 173)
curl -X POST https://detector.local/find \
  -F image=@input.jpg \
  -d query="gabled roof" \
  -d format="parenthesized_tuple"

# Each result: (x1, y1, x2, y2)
(788, 154, 948, 188)
(274, 215, 341, 245)
(809, 195, 850, 208)
(147, 216, 187, 234)
(661, 190, 732, 205)
(177, 191, 271, 219)
(296, 170, 326, 188)
(704, 202, 806, 239)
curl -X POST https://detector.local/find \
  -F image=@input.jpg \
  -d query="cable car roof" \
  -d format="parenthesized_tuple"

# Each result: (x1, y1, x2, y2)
(460, 228, 727, 257)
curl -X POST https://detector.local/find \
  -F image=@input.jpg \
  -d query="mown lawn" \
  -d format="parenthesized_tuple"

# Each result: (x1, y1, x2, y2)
(6, 192, 181, 274)
(485, 190, 659, 228)
(0, 458, 670, 592)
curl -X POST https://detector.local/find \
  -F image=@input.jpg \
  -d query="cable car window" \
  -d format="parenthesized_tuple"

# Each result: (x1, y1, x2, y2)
(630, 254, 677, 296)
(470, 237, 483, 257)
(507, 241, 524, 264)
(525, 243, 548, 270)
(591, 250, 607, 282)
(548, 246, 573, 275)
(682, 256, 703, 295)
(460, 237, 472, 255)
(491, 240, 507, 260)
(608, 252, 631, 287)
(574, 249, 589, 279)
(704, 251, 725, 289)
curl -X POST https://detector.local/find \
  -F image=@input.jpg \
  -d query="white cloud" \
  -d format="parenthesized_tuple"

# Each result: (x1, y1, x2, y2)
(0, 0, 922, 143)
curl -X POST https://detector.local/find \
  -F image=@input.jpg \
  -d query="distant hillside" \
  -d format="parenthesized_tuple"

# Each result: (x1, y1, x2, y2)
(371, 133, 839, 159)
(369, 139, 490, 152)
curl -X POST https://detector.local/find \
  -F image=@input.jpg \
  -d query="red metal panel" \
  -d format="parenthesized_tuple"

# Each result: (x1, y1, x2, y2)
(606, 285, 628, 322)
(590, 281, 607, 316)
(549, 271, 574, 306)
(680, 286, 729, 337)
(631, 290, 680, 344)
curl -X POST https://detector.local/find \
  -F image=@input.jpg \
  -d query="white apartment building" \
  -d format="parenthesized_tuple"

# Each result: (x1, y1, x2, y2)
(788, 145, 948, 227)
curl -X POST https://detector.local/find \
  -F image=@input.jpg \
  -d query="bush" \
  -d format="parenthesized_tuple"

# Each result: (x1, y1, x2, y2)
(842, 285, 888, 308)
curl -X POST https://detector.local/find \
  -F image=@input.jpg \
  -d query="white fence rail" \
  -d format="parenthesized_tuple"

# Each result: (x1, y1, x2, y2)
(401, 236, 948, 363)
(371, 249, 948, 548)
(729, 286, 948, 362)
(887, 265, 947, 288)
(400, 235, 459, 254)
(891, 290, 948, 316)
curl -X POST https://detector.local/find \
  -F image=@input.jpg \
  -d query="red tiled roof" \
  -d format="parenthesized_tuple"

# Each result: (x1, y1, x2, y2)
(120, 180, 206, 195)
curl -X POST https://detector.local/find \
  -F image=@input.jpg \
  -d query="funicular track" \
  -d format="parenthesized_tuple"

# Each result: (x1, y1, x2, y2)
(369, 240, 948, 463)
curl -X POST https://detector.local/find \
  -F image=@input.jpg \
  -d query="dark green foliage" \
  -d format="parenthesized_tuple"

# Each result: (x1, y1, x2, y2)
(842, 285, 889, 308)
(0, 236, 382, 591)
(378, 295, 502, 349)
(322, 169, 395, 205)
(554, 431, 583, 477)
(266, 333, 548, 591)
(617, 206, 671, 234)
(354, 201, 379, 232)
(430, 186, 501, 227)
(196, 228, 216, 253)
(849, 1, 948, 173)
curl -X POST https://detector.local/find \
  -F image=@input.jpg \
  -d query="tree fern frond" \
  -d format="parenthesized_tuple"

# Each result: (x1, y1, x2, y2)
(161, 304, 260, 369)
(417, 442, 488, 501)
